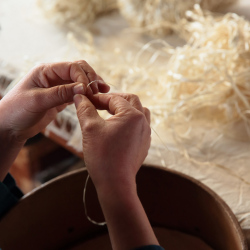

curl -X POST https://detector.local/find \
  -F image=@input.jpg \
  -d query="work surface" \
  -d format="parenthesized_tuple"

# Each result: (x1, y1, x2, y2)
(0, 0, 250, 246)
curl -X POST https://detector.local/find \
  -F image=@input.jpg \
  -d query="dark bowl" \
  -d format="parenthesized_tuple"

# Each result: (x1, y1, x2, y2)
(0, 165, 247, 249)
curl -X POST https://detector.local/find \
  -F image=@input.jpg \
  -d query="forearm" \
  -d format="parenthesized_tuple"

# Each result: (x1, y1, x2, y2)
(0, 132, 24, 181)
(0, 101, 25, 181)
(96, 178, 159, 250)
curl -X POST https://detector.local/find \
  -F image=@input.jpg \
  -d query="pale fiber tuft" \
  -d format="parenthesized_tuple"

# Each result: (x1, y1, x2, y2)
(117, 0, 237, 36)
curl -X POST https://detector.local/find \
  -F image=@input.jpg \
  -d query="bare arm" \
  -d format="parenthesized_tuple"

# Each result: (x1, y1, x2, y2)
(74, 93, 159, 250)
(0, 128, 25, 181)
(97, 181, 158, 249)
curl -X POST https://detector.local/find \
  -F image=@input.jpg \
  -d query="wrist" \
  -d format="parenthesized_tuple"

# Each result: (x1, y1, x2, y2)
(0, 100, 27, 146)
(0, 122, 26, 147)
(94, 173, 159, 249)
(0, 122, 25, 181)
(95, 175, 137, 203)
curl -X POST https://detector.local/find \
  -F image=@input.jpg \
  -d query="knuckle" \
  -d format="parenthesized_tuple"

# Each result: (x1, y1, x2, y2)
(77, 60, 87, 64)
(87, 72, 97, 80)
(30, 63, 46, 78)
(69, 62, 88, 83)
(129, 110, 151, 134)
(68, 61, 80, 72)
(32, 63, 46, 72)
(82, 120, 98, 134)
(131, 93, 139, 100)
(128, 94, 143, 109)
(68, 61, 76, 69)
(31, 63, 50, 87)
(128, 93, 140, 103)
(130, 110, 145, 122)
(57, 85, 69, 102)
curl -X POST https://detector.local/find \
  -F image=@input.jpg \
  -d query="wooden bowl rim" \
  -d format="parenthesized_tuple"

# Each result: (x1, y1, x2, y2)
(21, 164, 248, 249)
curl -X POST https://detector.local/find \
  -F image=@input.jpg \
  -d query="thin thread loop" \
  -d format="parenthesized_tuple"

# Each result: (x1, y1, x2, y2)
(83, 174, 107, 226)
(87, 79, 105, 88)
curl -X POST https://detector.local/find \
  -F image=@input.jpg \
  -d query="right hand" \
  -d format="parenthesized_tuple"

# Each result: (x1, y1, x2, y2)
(74, 93, 151, 190)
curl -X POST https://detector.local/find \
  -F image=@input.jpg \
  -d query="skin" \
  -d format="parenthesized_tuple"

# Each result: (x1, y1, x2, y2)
(0, 61, 160, 249)
(74, 93, 159, 249)
(0, 60, 110, 181)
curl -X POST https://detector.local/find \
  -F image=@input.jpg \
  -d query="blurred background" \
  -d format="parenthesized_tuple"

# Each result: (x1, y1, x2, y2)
(0, 4, 250, 246)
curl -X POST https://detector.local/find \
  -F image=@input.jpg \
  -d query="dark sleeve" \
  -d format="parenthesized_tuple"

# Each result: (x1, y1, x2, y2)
(133, 245, 165, 250)
(0, 173, 23, 218)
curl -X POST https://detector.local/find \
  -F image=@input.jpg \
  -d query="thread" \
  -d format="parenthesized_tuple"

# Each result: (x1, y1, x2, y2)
(117, 0, 237, 36)
(83, 174, 107, 226)
(87, 79, 106, 88)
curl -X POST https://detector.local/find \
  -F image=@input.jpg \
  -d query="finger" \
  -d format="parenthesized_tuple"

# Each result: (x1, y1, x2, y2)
(76, 60, 97, 82)
(37, 82, 86, 110)
(89, 94, 135, 115)
(69, 62, 93, 96)
(32, 62, 87, 86)
(87, 79, 110, 95)
(107, 93, 143, 112)
(31, 61, 111, 96)
(77, 61, 110, 94)
(90, 93, 144, 113)
(76, 60, 99, 94)
(143, 107, 151, 125)
(96, 75, 110, 93)
(32, 62, 93, 96)
(74, 94, 103, 131)
(97, 80, 110, 93)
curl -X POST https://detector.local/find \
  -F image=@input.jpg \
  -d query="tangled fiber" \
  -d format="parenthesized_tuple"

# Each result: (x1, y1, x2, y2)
(45, 5, 249, 155)
(31, 2, 250, 229)
(118, 0, 237, 35)
(37, 0, 117, 28)
(38, 0, 237, 36)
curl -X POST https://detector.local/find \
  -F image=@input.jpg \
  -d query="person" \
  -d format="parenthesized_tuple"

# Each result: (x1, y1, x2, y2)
(0, 60, 164, 250)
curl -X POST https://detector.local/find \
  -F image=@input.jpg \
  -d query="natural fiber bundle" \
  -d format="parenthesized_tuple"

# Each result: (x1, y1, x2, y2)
(117, 0, 237, 36)
(9, 5, 250, 146)
(38, 0, 117, 28)
(118, 8, 250, 136)
(20, 3, 250, 229)
(56, 6, 250, 147)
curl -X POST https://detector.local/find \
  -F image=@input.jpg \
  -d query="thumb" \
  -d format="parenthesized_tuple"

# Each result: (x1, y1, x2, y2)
(40, 82, 86, 110)
(74, 94, 102, 130)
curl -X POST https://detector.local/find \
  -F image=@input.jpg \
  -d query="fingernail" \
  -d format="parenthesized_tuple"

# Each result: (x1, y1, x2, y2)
(73, 94, 83, 108)
(73, 83, 85, 95)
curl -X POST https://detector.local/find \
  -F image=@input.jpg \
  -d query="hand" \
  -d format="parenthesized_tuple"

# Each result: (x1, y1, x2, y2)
(0, 60, 110, 143)
(74, 93, 159, 250)
(74, 93, 151, 189)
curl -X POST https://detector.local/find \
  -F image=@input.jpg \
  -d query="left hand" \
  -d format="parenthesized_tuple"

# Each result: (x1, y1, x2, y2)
(0, 60, 110, 143)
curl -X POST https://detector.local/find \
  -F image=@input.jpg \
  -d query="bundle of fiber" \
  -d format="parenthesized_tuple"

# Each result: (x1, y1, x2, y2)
(48, 6, 248, 156)
(117, 0, 238, 36)
(37, 0, 117, 29)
